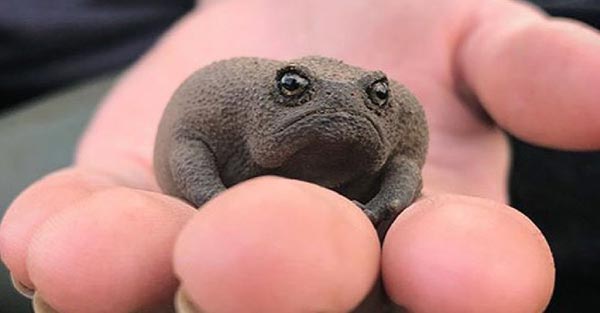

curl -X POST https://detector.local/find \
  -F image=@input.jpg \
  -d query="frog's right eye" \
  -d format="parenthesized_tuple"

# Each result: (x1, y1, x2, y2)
(277, 70, 310, 97)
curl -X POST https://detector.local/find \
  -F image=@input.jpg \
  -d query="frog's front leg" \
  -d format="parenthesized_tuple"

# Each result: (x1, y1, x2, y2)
(363, 156, 422, 227)
(170, 139, 226, 207)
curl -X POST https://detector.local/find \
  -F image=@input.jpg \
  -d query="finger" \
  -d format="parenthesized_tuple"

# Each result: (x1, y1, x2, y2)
(0, 168, 117, 289)
(173, 176, 380, 313)
(382, 194, 555, 313)
(458, 0, 600, 149)
(26, 187, 194, 312)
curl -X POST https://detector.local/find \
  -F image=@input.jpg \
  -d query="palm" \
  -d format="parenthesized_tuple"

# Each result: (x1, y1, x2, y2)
(81, 0, 512, 200)
(2, 0, 598, 312)
(73, 0, 507, 205)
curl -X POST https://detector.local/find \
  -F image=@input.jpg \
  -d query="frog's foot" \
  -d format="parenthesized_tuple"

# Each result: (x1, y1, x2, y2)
(352, 200, 379, 224)
(175, 285, 206, 313)
(364, 199, 407, 227)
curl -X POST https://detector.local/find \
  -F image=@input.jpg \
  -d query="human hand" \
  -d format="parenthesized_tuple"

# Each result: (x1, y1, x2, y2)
(2, 0, 598, 311)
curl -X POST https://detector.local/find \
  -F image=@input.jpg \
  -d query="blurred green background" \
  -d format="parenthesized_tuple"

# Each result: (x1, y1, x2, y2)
(0, 75, 117, 312)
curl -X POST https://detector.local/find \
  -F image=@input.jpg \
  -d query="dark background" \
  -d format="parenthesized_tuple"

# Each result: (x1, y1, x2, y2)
(0, 0, 599, 312)
(512, 0, 600, 311)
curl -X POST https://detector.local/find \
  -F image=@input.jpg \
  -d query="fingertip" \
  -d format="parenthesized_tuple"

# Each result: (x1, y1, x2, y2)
(26, 187, 194, 313)
(174, 176, 380, 313)
(460, 1, 600, 149)
(0, 168, 115, 288)
(382, 194, 554, 313)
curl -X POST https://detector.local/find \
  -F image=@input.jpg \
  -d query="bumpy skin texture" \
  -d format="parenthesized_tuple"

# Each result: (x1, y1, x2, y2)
(154, 56, 428, 227)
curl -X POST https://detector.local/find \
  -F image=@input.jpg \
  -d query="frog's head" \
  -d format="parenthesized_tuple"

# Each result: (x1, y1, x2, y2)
(247, 56, 425, 188)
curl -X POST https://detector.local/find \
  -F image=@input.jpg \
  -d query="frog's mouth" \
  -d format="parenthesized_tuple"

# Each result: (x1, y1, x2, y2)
(274, 108, 386, 145)
(254, 107, 389, 178)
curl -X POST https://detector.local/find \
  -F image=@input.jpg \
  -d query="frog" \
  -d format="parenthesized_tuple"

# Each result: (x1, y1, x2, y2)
(154, 56, 428, 228)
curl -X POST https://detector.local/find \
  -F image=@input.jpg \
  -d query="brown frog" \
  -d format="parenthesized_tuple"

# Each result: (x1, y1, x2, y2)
(154, 56, 428, 228)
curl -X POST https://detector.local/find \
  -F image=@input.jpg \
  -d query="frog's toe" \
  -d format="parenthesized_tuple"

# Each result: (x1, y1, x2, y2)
(389, 199, 402, 210)
(351, 200, 367, 210)
(363, 209, 379, 225)
(352, 200, 378, 223)
(32, 292, 59, 313)
(175, 286, 206, 313)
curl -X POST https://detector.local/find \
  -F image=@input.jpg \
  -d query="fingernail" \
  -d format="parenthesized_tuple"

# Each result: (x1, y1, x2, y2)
(174, 286, 205, 313)
(10, 273, 35, 299)
(32, 292, 59, 313)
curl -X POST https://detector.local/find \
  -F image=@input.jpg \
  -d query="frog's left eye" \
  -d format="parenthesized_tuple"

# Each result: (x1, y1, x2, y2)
(278, 71, 310, 97)
(367, 80, 389, 107)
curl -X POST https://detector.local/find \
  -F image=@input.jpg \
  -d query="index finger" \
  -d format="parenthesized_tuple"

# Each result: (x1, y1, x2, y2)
(458, 0, 600, 150)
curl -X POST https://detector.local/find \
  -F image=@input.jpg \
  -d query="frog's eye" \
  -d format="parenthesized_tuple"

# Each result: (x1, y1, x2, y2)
(278, 71, 309, 97)
(367, 80, 389, 107)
